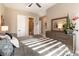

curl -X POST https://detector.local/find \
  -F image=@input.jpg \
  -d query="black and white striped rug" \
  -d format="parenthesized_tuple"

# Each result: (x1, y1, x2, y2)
(21, 37, 72, 56)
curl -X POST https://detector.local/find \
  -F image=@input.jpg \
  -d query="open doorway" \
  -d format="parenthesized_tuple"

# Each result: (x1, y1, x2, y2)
(29, 17, 34, 36)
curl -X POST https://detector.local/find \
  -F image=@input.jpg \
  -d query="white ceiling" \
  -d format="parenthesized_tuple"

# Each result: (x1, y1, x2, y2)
(3, 3, 56, 16)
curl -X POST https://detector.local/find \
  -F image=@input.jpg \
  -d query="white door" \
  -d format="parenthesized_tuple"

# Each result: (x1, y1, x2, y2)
(17, 15, 26, 37)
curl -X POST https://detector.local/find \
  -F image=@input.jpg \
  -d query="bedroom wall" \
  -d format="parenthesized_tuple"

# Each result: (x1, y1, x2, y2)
(40, 16, 48, 36)
(47, 3, 79, 54)
(3, 7, 39, 34)
(0, 4, 5, 15)
(47, 3, 79, 31)
(0, 4, 5, 31)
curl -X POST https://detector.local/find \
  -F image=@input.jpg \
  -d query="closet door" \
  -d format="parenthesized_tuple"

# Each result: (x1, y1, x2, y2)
(17, 15, 26, 37)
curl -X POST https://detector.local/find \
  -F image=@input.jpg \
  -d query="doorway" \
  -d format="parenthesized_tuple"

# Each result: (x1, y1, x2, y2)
(29, 17, 34, 36)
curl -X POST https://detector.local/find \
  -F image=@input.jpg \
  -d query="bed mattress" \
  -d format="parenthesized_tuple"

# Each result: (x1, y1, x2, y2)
(21, 37, 72, 56)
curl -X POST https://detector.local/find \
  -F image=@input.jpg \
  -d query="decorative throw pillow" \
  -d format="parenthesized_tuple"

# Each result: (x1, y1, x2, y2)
(10, 37, 20, 48)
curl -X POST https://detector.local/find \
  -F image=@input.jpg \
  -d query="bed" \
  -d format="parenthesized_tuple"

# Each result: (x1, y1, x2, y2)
(21, 37, 73, 56)
(0, 33, 19, 56)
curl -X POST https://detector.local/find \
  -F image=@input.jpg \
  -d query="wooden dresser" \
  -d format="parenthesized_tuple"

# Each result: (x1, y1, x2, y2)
(46, 31, 73, 52)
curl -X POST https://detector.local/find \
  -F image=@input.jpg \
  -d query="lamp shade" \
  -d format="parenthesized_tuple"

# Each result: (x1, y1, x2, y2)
(1, 26, 8, 31)
(58, 23, 63, 29)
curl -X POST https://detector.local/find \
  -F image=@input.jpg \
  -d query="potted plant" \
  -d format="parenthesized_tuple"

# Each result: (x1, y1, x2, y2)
(63, 14, 73, 34)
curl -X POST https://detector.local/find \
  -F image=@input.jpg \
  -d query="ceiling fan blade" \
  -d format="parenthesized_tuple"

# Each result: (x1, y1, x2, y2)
(28, 3, 33, 7)
(36, 3, 41, 8)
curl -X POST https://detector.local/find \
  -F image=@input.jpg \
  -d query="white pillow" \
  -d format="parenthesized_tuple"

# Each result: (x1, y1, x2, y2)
(0, 35, 11, 40)
(10, 37, 20, 48)
(5, 35, 11, 40)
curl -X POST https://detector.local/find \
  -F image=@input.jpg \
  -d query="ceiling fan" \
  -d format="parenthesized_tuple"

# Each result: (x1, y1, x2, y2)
(27, 3, 41, 8)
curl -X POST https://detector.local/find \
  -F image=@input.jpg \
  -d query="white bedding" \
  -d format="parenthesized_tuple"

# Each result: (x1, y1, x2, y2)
(21, 37, 72, 56)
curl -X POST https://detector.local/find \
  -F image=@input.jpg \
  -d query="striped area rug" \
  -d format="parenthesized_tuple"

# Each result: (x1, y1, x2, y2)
(21, 37, 72, 56)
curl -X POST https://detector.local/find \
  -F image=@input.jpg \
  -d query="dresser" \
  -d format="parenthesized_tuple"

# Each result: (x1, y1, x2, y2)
(46, 31, 73, 52)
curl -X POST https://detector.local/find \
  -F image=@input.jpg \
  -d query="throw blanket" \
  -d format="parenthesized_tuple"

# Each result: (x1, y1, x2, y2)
(0, 33, 19, 56)
(21, 37, 72, 56)
(0, 38, 13, 56)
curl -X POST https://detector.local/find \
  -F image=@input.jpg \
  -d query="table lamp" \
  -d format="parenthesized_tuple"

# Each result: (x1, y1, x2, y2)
(58, 23, 63, 31)
(1, 26, 8, 32)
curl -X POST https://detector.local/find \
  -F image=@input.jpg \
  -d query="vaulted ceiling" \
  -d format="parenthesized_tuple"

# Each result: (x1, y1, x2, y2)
(3, 3, 56, 16)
